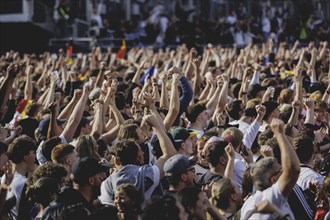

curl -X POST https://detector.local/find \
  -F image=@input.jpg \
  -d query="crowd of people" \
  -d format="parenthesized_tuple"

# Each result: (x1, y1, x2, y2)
(0, 38, 329, 220)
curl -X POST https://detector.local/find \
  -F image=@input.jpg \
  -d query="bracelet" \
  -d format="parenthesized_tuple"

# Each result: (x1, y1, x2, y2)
(153, 83, 158, 87)
(217, 125, 226, 129)
(242, 92, 247, 95)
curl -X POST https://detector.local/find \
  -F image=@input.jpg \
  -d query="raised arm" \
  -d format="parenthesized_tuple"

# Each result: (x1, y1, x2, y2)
(303, 98, 315, 125)
(0, 64, 19, 120)
(58, 89, 82, 120)
(144, 115, 177, 179)
(61, 83, 92, 142)
(164, 73, 180, 131)
(24, 65, 33, 100)
(271, 118, 300, 197)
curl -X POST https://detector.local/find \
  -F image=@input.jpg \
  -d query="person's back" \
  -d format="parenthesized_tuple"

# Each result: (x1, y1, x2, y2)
(42, 185, 91, 220)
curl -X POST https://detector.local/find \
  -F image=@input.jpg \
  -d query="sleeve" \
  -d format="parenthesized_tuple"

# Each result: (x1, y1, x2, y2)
(173, 76, 194, 126)
(250, 71, 260, 85)
(243, 120, 261, 148)
(99, 178, 115, 205)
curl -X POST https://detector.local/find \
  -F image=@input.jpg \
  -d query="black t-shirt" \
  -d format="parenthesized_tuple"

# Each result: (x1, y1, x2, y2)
(197, 170, 222, 186)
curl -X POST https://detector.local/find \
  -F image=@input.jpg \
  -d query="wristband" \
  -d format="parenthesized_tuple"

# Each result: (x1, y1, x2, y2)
(242, 92, 247, 95)
(217, 125, 226, 129)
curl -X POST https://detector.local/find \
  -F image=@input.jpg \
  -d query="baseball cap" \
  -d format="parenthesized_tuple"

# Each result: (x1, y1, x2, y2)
(72, 157, 109, 184)
(164, 154, 197, 178)
(171, 127, 198, 150)
(247, 84, 267, 98)
(39, 117, 66, 137)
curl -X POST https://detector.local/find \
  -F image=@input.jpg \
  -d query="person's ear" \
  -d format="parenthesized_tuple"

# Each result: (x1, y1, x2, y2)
(114, 157, 121, 166)
(88, 176, 95, 185)
(219, 156, 227, 165)
(65, 157, 72, 166)
(231, 193, 237, 201)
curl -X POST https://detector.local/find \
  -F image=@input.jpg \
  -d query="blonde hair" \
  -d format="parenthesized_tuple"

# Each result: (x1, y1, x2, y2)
(278, 89, 294, 104)
(211, 178, 235, 210)
(246, 98, 261, 109)
(309, 91, 323, 101)
(76, 135, 100, 160)
(221, 127, 243, 149)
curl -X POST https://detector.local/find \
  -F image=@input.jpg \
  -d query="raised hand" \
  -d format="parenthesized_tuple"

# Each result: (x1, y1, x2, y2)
(6, 63, 20, 78)
(225, 143, 235, 159)
(270, 118, 285, 134)
(48, 102, 58, 114)
(303, 98, 314, 110)
(260, 145, 274, 157)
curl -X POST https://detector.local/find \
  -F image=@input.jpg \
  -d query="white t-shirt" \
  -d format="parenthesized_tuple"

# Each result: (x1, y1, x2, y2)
(297, 165, 324, 191)
(240, 182, 294, 220)
(4, 172, 27, 218)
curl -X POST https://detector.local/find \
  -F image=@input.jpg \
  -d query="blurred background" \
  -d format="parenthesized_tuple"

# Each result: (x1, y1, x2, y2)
(0, 0, 329, 54)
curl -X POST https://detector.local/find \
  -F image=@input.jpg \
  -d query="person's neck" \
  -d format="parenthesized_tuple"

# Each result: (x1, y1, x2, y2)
(241, 116, 252, 125)
(190, 122, 203, 131)
(301, 159, 314, 168)
(14, 163, 27, 176)
(210, 166, 224, 177)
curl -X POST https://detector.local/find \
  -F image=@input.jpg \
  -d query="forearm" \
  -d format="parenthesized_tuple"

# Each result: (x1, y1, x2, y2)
(58, 99, 77, 120)
(91, 108, 103, 139)
(304, 109, 315, 125)
(159, 81, 169, 110)
(164, 81, 179, 131)
(24, 75, 32, 100)
(224, 157, 235, 180)
(48, 112, 61, 139)
(95, 70, 104, 88)
(288, 109, 299, 126)
(44, 83, 56, 109)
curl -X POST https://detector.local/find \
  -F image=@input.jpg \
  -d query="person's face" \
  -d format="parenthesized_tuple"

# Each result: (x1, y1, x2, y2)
(272, 108, 280, 119)
(136, 128, 145, 144)
(192, 192, 208, 220)
(182, 138, 193, 156)
(231, 181, 243, 208)
(269, 162, 282, 186)
(314, 110, 326, 122)
(115, 189, 135, 213)
(136, 145, 145, 165)
(67, 150, 79, 170)
(81, 123, 92, 135)
(0, 152, 8, 171)
(25, 150, 36, 172)
(176, 200, 189, 220)
(182, 166, 196, 187)
(198, 110, 209, 127)
(91, 171, 106, 198)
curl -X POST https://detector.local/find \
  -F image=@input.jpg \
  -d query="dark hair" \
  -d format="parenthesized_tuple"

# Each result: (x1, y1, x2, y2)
(142, 194, 182, 220)
(225, 100, 243, 120)
(205, 141, 228, 167)
(293, 134, 314, 163)
(115, 92, 126, 110)
(116, 183, 142, 213)
(25, 102, 42, 117)
(242, 166, 254, 200)
(7, 136, 36, 164)
(0, 141, 8, 155)
(74, 117, 90, 138)
(111, 139, 139, 165)
(26, 177, 59, 207)
(211, 178, 235, 210)
(117, 124, 139, 141)
(42, 136, 62, 162)
(28, 162, 67, 186)
(51, 144, 75, 164)
(177, 187, 202, 216)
